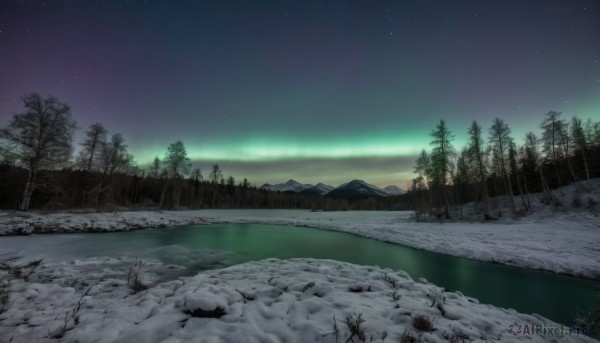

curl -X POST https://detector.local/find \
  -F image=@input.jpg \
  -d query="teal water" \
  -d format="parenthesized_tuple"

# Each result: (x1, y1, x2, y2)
(1, 223, 597, 325)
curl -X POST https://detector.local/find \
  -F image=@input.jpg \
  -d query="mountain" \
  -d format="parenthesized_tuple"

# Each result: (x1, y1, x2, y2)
(260, 179, 403, 198)
(260, 179, 313, 193)
(325, 180, 389, 199)
(382, 185, 406, 196)
(299, 182, 335, 196)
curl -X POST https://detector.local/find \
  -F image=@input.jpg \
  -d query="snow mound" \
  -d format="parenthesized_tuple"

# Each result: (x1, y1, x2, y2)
(2, 258, 593, 343)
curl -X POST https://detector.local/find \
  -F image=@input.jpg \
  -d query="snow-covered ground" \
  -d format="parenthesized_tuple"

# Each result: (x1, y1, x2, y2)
(1, 181, 599, 341)
(1, 257, 595, 343)
(0, 206, 598, 279)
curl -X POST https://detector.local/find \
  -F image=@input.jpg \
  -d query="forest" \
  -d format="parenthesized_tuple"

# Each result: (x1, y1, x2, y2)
(410, 114, 600, 220)
(1, 93, 598, 215)
(0, 93, 396, 211)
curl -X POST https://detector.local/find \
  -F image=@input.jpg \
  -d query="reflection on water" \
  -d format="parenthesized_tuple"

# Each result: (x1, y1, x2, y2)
(0, 223, 598, 325)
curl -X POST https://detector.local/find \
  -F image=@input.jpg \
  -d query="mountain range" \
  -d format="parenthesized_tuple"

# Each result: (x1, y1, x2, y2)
(260, 179, 406, 198)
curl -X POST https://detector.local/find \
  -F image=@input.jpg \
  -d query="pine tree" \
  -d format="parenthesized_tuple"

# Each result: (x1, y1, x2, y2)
(429, 119, 455, 218)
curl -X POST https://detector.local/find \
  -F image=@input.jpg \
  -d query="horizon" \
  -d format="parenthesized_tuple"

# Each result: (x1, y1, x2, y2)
(1, 1, 599, 188)
(259, 178, 404, 190)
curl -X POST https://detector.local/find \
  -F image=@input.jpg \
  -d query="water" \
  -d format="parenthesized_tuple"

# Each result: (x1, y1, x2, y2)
(1, 223, 597, 325)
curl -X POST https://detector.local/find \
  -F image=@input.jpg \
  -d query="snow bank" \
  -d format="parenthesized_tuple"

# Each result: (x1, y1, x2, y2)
(1, 208, 598, 279)
(1, 257, 594, 343)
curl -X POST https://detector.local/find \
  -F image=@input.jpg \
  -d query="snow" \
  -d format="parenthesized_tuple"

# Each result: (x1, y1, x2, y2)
(1, 206, 598, 279)
(1, 257, 594, 343)
(383, 185, 407, 195)
(1, 180, 599, 341)
(259, 179, 402, 196)
(260, 180, 314, 192)
(314, 182, 335, 193)
(328, 179, 391, 197)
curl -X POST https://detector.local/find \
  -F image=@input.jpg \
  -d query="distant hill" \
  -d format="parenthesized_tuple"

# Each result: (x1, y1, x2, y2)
(260, 179, 405, 199)
(382, 185, 407, 196)
(260, 179, 313, 193)
(299, 183, 335, 196)
(326, 180, 389, 199)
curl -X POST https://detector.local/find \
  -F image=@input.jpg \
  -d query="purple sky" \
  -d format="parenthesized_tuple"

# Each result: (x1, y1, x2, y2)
(1, 0, 599, 187)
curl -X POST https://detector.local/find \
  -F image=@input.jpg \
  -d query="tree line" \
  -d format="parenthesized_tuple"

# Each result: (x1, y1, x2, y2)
(0, 93, 396, 211)
(410, 112, 600, 220)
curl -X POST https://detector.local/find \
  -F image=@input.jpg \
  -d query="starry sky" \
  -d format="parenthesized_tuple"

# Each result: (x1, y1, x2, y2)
(1, 1, 599, 188)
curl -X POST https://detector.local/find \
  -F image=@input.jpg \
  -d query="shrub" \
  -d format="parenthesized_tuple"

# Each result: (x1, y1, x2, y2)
(0, 259, 42, 281)
(380, 272, 399, 289)
(400, 328, 422, 343)
(0, 284, 8, 313)
(184, 307, 226, 318)
(51, 284, 94, 339)
(343, 312, 366, 342)
(412, 314, 434, 332)
(444, 328, 471, 343)
(127, 258, 146, 293)
(575, 307, 600, 339)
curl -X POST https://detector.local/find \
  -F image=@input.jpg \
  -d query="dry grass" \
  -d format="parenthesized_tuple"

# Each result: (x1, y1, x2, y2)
(412, 314, 435, 332)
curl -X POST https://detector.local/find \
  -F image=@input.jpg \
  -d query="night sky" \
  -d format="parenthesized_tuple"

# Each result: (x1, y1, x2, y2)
(1, 1, 599, 188)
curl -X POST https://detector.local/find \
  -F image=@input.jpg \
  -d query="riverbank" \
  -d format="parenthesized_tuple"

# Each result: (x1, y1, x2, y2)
(1, 256, 595, 343)
(1, 208, 599, 280)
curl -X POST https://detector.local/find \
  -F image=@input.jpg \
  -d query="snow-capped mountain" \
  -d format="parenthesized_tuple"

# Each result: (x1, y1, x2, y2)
(261, 179, 405, 198)
(382, 185, 406, 196)
(326, 180, 390, 198)
(299, 182, 335, 195)
(260, 179, 313, 193)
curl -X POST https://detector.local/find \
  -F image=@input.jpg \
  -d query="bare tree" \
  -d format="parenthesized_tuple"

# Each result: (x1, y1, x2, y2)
(150, 156, 161, 178)
(540, 111, 563, 186)
(453, 147, 473, 218)
(556, 120, 576, 183)
(584, 119, 600, 149)
(412, 149, 432, 218)
(160, 140, 190, 208)
(0, 93, 76, 210)
(209, 164, 223, 207)
(467, 121, 491, 216)
(209, 164, 223, 184)
(570, 117, 590, 180)
(95, 133, 134, 207)
(509, 140, 528, 211)
(525, 132, 551, 198)
(414, 149, 432, 185)
(191, 168, 203, 181)
(78, 123, 107, 171)
(488, 118, 516, 214)
(98, 134, 133, 175)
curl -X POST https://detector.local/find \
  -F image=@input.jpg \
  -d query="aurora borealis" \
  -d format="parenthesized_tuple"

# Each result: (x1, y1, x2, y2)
(1, 1, 599, 188)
